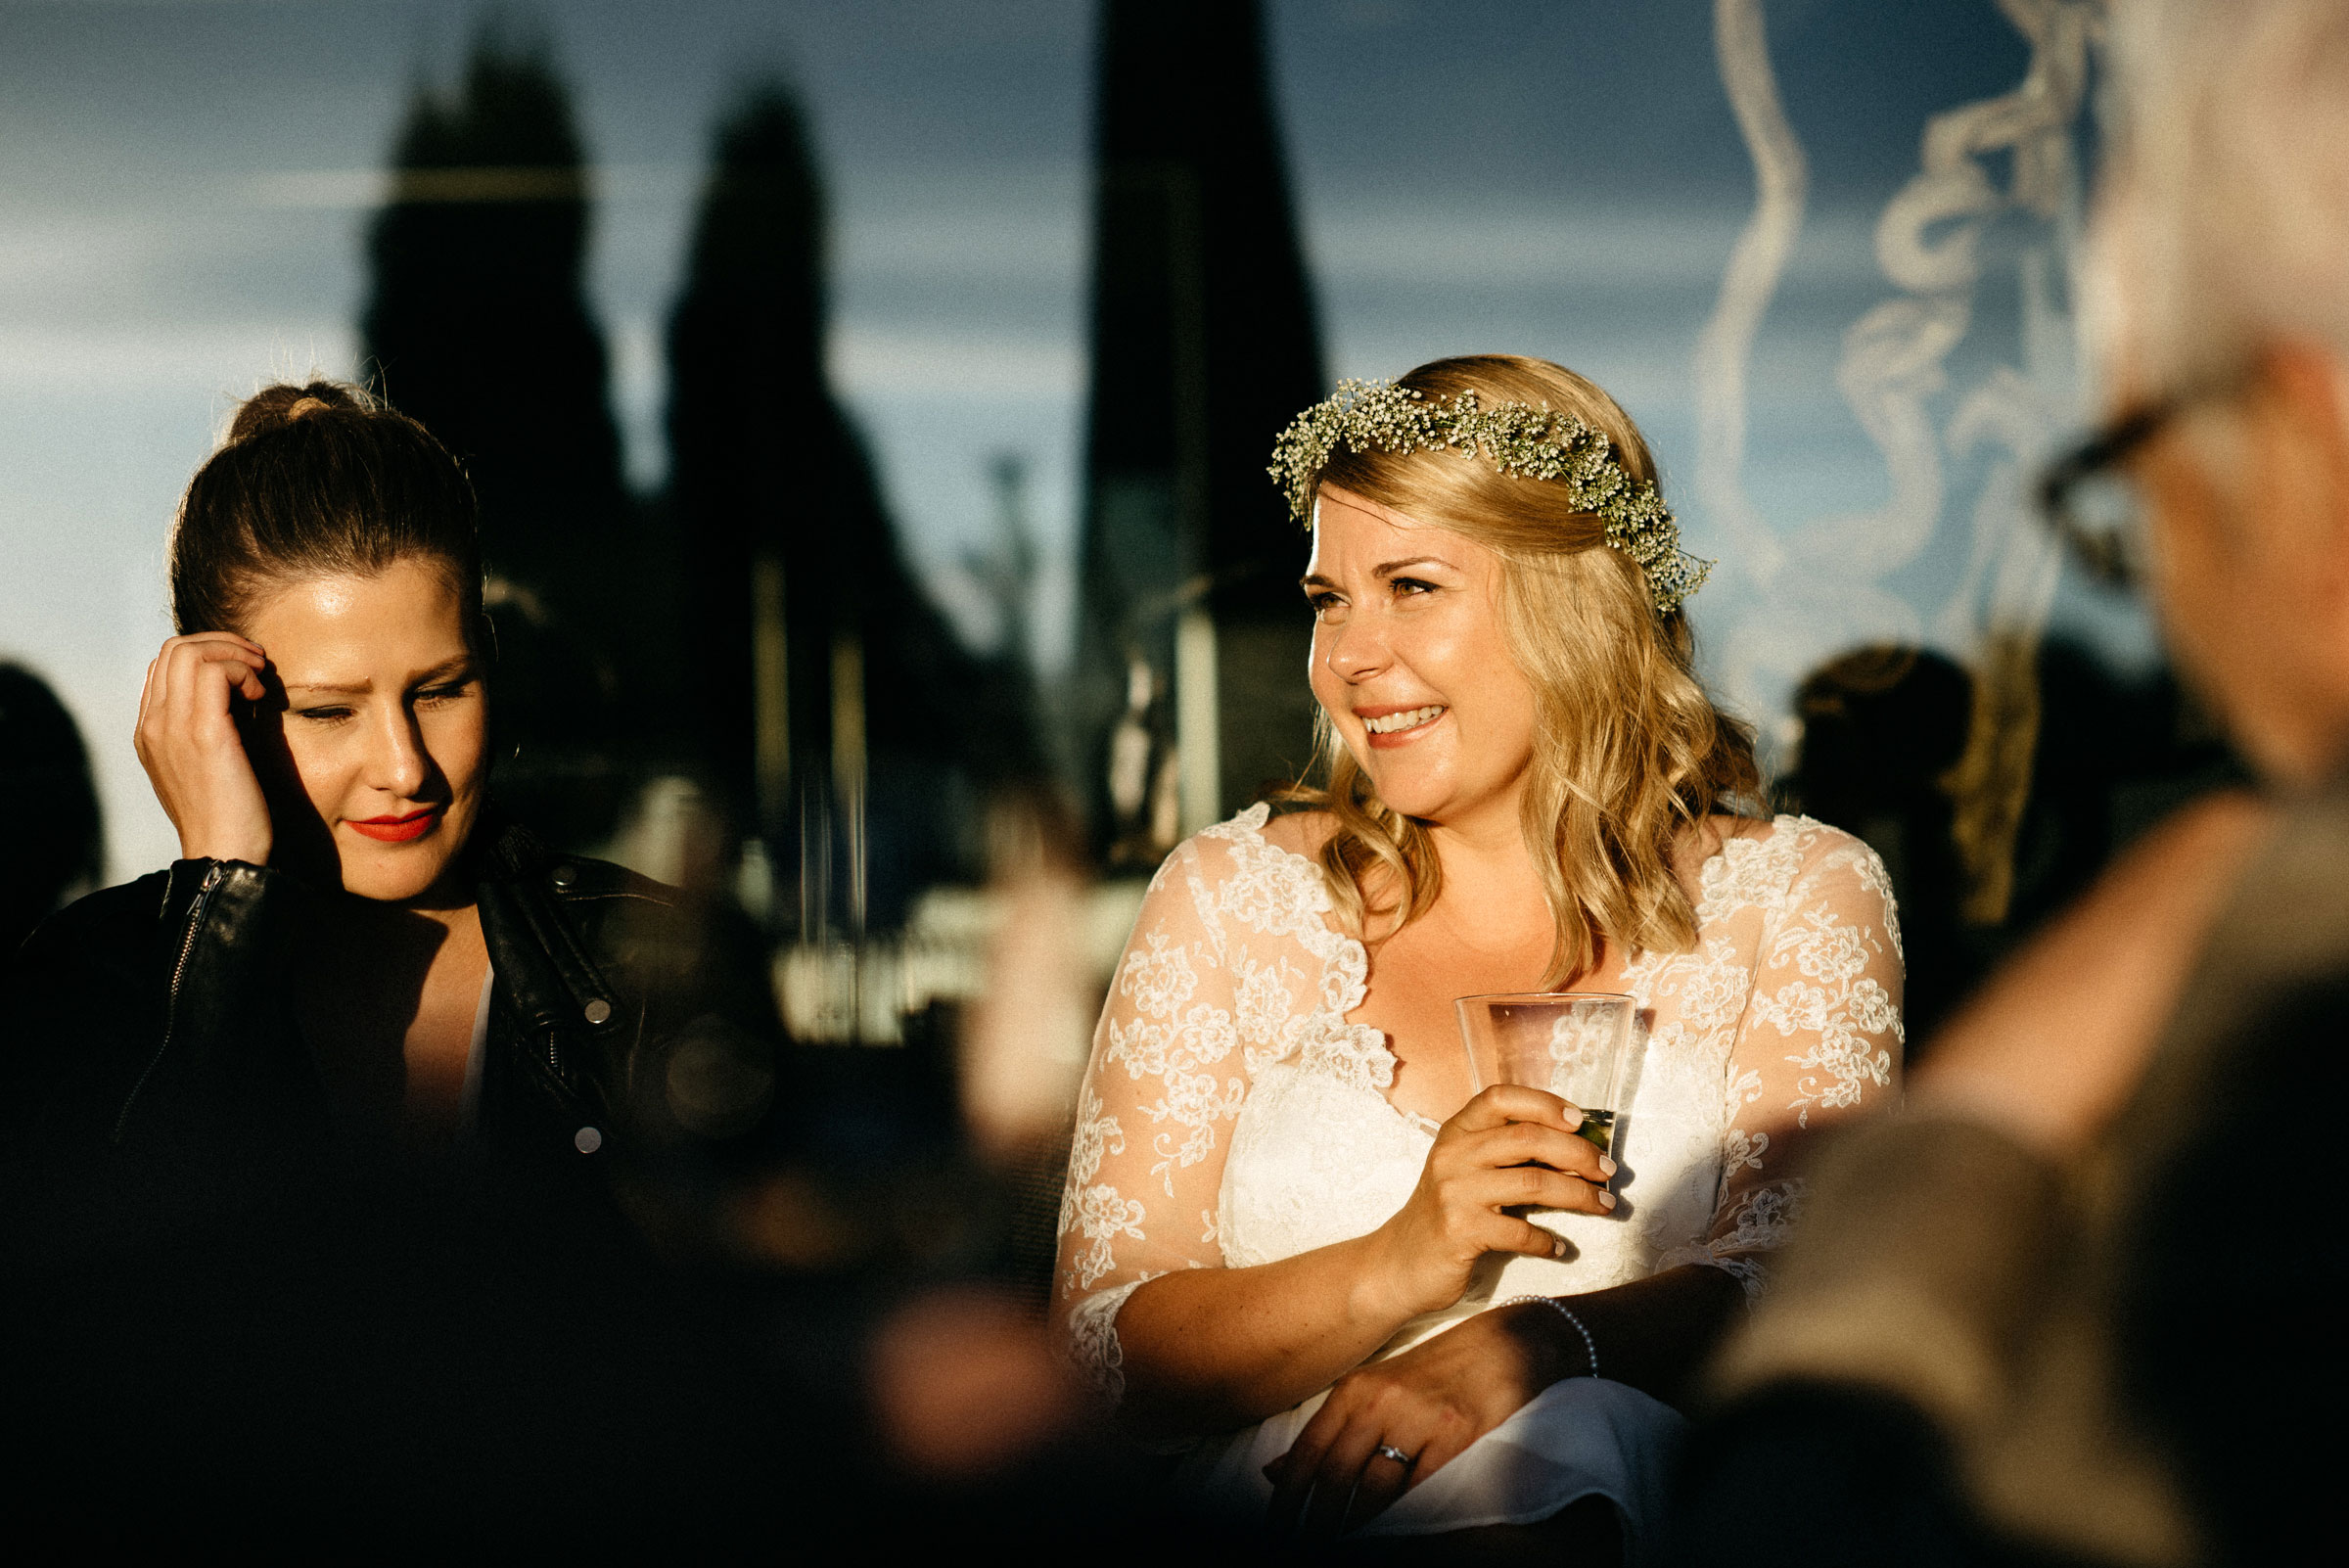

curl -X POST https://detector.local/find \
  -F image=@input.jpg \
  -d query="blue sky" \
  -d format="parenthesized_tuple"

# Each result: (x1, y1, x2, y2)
(0, 0, 2141, 880)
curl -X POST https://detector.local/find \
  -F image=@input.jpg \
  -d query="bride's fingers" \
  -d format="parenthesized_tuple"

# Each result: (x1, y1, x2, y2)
(1299, 1412, 1390, 1537)
(1265, 1412, 1336, 1532)
(1447, 1084, 1580, 1135)
(1474, 1163, 1617, 1218)
(1340, 1436, 1419, 1533)
(1455, 1119, 1614, 1181)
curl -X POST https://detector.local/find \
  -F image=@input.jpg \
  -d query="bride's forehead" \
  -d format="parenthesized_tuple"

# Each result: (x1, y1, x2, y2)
(1307, 504, 1484, 576)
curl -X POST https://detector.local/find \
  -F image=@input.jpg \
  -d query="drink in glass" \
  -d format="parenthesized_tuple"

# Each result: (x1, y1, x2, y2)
(1455, 991, 1636, 1157)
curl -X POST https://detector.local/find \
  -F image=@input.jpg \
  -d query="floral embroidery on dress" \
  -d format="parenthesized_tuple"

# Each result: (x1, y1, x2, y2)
(1063, 1276, 1149, 1402)
(1052, 808, 1905, 1391)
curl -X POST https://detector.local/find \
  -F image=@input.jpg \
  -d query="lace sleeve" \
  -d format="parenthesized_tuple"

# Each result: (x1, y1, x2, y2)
(1683, 827, 1906, 1299)
(1051, 832, 1253, 1401)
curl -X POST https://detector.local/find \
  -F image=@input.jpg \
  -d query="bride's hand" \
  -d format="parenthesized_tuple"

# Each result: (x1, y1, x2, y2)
(1361, 1084, 1614, 1324)
(1265, 1298, 1582, 1535)
(134, 632, 274, 865)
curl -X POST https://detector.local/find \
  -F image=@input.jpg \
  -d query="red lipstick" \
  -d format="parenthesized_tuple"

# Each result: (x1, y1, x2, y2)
(349, 807, 439, 844)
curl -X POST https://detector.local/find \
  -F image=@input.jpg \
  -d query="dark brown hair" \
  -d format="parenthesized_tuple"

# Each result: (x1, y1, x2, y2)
(170, 381, 483, 641)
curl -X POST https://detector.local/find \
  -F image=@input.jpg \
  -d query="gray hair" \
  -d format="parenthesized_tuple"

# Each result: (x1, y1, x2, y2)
(2091, 0, 2349, 394)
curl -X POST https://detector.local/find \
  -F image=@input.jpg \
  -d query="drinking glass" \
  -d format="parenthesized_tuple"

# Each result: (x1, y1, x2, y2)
(1455, 992, 1636, 1155)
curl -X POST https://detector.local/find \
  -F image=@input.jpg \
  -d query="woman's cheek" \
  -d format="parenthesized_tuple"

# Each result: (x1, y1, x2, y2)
(274, 726, 343, 823)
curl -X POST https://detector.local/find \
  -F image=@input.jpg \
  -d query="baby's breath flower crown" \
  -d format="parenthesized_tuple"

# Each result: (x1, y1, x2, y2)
(1268, 378, 1713, 616)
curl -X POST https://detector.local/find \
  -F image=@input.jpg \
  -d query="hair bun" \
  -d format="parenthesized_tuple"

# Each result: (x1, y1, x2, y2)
(226, 380, 373, 445)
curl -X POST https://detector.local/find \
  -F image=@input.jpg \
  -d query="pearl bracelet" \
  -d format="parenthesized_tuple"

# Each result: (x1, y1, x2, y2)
(1502, 1294, 1598, 1379)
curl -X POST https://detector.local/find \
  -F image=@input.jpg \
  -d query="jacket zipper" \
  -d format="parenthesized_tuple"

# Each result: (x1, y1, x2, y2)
(113, 862, 225, 1143)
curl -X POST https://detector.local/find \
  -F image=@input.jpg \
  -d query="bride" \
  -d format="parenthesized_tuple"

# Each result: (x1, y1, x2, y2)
(1051, 356, 1904, 1557)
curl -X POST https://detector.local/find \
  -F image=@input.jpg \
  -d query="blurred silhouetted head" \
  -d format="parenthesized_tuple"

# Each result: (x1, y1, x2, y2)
(0, 663, 102, 953)
(2091, 2, 2349, 784)
(1789, 645, 1972, 819)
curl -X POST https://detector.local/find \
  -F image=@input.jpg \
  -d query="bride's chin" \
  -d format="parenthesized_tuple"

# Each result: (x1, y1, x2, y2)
(1360, 770, 1450, 821)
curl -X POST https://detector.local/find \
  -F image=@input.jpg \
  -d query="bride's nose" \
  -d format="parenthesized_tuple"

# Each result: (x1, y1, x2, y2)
(1321, 612, 1390, 683)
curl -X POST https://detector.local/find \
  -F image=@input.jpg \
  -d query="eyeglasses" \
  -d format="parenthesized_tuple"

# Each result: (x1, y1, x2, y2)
(2036, 398, 2179, 588)
(2038, 376, 2249, 588)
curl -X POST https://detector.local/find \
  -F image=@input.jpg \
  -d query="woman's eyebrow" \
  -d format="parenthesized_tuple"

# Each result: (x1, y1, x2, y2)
(410, 657, 476, 685)
(1372, 556, 1451, 577)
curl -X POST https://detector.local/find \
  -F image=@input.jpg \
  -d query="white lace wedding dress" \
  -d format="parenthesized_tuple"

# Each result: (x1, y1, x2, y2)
(1052, 805, 1902, 1548)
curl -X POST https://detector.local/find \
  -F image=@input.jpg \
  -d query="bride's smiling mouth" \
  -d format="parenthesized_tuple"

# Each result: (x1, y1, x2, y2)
(1359, 704, 1448, 747)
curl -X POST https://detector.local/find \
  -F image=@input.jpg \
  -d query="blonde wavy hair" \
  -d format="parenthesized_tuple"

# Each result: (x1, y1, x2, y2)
(1282, 354, 1760, 985)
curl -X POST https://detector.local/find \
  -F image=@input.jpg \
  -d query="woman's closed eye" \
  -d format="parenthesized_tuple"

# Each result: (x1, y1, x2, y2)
(294, 704, 354, 724)
(415, 680, 476, 706)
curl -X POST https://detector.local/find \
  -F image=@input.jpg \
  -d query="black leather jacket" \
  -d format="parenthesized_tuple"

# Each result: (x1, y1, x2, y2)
(0, 818, 779, 1187)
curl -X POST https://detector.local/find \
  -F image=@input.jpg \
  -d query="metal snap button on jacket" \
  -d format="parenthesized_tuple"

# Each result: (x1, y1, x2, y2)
(582, 997, 612, 1025)
(574, 1126, 603, 1154)
(551, 864, 577, 889)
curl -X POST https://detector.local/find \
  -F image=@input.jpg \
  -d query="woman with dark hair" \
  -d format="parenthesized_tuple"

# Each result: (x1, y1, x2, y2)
(2, 382, 775, 1184)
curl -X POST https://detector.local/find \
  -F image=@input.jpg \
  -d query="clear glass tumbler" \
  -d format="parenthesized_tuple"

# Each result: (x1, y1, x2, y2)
(1454, 991, 1636, 1155)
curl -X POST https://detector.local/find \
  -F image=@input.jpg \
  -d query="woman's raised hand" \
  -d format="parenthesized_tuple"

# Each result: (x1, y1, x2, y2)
(135, 632, 273, 865)
(1362, 1084, 1616, 1323)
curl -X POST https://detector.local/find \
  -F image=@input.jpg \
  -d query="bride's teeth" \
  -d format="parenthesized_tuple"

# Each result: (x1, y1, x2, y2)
(1364, 705, 1445, 734)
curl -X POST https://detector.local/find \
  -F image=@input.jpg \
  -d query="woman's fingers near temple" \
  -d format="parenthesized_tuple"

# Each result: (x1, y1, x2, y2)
(180, 636, 268, 700)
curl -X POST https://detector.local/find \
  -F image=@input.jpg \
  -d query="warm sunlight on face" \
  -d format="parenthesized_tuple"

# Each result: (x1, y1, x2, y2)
(241, 557, 487, 902)
(1303, 484, 1538, 828)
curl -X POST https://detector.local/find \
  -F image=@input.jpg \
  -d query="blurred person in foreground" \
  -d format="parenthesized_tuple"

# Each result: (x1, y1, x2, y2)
(0, 663, 103, 957)
(1671, 4, 2349, 1564)
(1052, 355, 1903, 1560)
(0, 382, 803, 1541)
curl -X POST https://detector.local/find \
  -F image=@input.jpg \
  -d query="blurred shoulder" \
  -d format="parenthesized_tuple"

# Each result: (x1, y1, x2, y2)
(9, 871, 172, 972)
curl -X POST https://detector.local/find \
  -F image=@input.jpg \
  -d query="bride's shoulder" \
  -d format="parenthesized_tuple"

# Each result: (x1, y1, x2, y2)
(1256, 801, 1337, 860)
(1692, 812, 1890, 901)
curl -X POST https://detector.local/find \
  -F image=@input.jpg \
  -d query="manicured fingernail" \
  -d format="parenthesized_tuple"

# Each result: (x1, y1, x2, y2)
(1552, 1236, 1568, 1258)
(1598, 1157, 1618, 1177)
(1598, 1191, 1618, 1210)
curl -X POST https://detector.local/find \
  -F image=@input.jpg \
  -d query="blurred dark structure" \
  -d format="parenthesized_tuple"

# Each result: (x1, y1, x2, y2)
(0, 664, 102, 957)
(1783, 637, 2246, 1050)
(1997, 639, 2243, 934)
(665, 82, 1046, 934)
(1779, 646, 1977, 1043)
(1075, 0, 1325, 863)
(360, 28, 641, 853)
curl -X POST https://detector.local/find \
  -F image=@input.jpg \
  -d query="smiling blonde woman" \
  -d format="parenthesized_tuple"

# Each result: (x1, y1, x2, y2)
(1052, 355, 1906, 1560)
